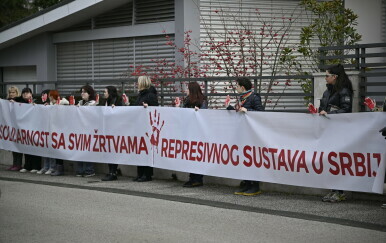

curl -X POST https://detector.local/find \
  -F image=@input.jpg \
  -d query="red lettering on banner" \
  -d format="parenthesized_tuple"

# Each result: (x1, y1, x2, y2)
(328, 152, 339, 175)
(1, 121, 383, 179)
(326, 152, 382, 177)
(262, 147, 270, 169)
(52, 132, 58, 149)
(138, 137, 148, 154)
(196, 142, 204, 161)
(189, 141, 197, 161)
(182, 140, 189, 160)
(231, 145, 239, 166)
(297, 151, 309, 173)
(277, 149, 288, 171)
(169, 139, 175, 158)
(312, 151, 324, 174)
(339, 152, 354, 176)
(268, 148, 278, 170)
(221, 144, 229, 165)
(161, 138, 168, 157)
(253, 147, 263, 168)
(176, 139, 182, 157)
(120, 137, 128, 153)
(243, 146, 252, 167)
(372, 153, 381, 177)
(353, 153, 366, 176)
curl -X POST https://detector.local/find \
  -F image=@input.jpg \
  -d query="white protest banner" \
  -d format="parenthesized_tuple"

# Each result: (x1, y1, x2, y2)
(0, 100, 151, 166)
(1, 99, 385, 193)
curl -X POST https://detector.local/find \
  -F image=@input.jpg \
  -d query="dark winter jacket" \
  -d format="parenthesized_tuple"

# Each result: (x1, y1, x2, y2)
(103, 96, 124, 107)
(13, 96, 34, 104)
(134, 86, 159, 106)
(182, 96, 208, 109)
(319, 84, 352, 114)
(227, 92, 265, 111)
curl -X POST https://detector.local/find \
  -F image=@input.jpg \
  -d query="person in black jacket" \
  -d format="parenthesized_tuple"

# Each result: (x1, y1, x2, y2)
(319, 64, 353, 115)
(225, 77, 264, 196)
(101, 86, 125, 181)
(13, 88, 42, 173)
(132, 76, 159, 182)
(175, 81, 208, 187)
(319, 64, 353, 203)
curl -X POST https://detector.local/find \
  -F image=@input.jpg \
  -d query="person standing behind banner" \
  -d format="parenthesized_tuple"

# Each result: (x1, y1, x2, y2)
(5, 86, 23, 171)
(100, 86, 128, 181)
(37, 89, 57, 175)
(75, 85, 97, 177)
(13, 88, 42, 173)
(132, 76, 159, 182)
(225, 77, 264, 196)
(44, 90, 69, 176)
(175, 82, 207, 187)
(319, 64, 353, 203)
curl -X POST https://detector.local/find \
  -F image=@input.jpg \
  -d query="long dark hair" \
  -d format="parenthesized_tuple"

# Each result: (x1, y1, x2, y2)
(327, 64, 353, 94)
(187, 82, 205, 107)
(105, 86, 118, 106)
(80, 85, 96, 101)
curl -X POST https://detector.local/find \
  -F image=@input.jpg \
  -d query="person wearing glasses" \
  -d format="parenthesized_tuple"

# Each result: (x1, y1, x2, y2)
(319, 64, 353, 203)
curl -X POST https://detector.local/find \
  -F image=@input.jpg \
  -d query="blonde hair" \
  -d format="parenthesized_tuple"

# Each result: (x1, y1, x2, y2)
(7, 86, 20, 99)
(138, 76, 152, 91)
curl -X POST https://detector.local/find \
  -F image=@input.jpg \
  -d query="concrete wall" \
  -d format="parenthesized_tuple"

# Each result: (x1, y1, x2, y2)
(174, 0, 200, 67)
(345, 0, 384, 44)
(0, 33, 56, 82)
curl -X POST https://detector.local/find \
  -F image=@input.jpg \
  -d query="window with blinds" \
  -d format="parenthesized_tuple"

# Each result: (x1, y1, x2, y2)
(95, 3, 133, 28)
(56, 41, 93, 81)
(61, 0, 174, 32)
(200, 0, 316, 110)
(135, 0, 175, 24)
(56, 35, 175, 95)
(93, 38, 134, 80)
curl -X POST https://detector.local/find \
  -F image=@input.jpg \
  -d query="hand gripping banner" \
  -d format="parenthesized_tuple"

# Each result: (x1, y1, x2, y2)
(1, 99, 385, 193)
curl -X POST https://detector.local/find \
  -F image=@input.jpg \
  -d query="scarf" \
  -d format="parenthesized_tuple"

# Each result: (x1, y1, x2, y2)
(239, 89, 253, 106)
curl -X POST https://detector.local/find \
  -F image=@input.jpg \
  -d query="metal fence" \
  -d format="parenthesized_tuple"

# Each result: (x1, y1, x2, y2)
(319, 42, 386, 111)
(0, 75, 314, 112)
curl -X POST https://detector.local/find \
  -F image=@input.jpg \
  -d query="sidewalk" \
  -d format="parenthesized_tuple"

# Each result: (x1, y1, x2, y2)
(0, 165, 385, 232)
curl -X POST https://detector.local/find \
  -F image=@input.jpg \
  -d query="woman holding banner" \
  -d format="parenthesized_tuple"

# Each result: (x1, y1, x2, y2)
(37, 89, 56, 175)
(132, 76, 159, 182)
(175, 82, 207, 187)
(75, 85, 97, 177)
(13, 88, 42, 173)
(100, 86, 127, 181)
(319, 64, 353, 203)
(5, 86, 23, 172)
(47, 90, 69, 176)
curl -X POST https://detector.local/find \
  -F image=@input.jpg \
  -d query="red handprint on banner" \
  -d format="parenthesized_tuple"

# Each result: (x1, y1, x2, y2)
(146, 109, 165, 153)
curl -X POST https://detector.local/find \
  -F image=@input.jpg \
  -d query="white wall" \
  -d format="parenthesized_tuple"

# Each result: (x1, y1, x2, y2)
(0, 33, 56, 82)
(345, 0, 384, 44)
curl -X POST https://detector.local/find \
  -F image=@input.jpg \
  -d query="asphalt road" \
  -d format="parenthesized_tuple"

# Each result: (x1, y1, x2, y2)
(0, 180, 385, 243)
